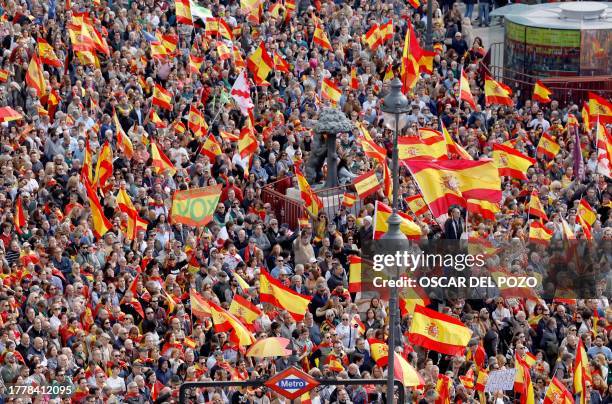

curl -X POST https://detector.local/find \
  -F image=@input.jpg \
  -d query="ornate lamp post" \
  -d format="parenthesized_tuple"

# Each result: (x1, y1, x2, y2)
(380, 78, 410, 402)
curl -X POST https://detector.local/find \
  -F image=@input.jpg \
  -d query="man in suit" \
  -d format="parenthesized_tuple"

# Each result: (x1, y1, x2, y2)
(444, 207, 464, 239)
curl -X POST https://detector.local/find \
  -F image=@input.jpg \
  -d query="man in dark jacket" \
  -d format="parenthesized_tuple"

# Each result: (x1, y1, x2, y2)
(444, 207, 464, 239)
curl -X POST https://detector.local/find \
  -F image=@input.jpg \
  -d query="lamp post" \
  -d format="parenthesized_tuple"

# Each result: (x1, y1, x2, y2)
(426, 0, 434, 49)
(380, 78, 410, 402)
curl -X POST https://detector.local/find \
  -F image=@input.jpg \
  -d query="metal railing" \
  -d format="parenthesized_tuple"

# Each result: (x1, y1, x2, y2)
(261, 185, 304, 229)
(314, 184, 364, 219)
(179, 378, 407, 404)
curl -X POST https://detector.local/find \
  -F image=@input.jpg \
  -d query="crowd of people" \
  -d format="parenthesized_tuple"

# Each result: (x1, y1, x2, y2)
(0, 0, 610, 402)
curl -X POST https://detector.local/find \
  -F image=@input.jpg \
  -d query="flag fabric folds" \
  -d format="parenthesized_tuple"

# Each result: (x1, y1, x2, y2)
(528, 192, 548, 221)
(595, 118, 612, 178)
(408, 305, 472, 356)
(543, 377, 573, 404)
(295, 166, 323, 216)
(150, 142, 177, 175)
(588, 92, 612, 124)
(536, 132, 560, 160)
(485, 75, 513, 106)
(170, 185, 222, 227)
(348, 255, 361, 293)
(353, 170, 381, 199)
(459, 69, 476, 109)
(14, 196, 26, 234)
(441, 124, 473, 160)
(313, 22, 332, 50)
(230, 69, 254, 115)
(405, 194, 428, 216)
(373, 201, 421, 240)
(246, 42, 274, 85)
(93, 141, 113, 191)
(26, 53, 47, 97)
(84, 178, 112, 239)
(259, 269, 312, 321)
(578, 199, 597, 226)
(492, 144, 535, 180)
(152, 84, 173, 110)
(321, 78, 341, 104)
(37, 38, 62, 67)
(398, 133, 447, 160)
(394, 354, 425, 387)
(529, 220, 553, 243)
(532, 80, 552, 103)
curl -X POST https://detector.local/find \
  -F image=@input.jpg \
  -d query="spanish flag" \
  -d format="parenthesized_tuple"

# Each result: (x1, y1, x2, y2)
(313, 22, 332, 50)
(84, 178, 112, 239)
(363, 24, 381, 50)
(161, 33, 178, 54)
(405, 194, 428, 216)
(398, 133, 447, 160)
(408, 305, 472, 356)
(516, 355, 535, 404)
(532, 80, 552, 104)
(341, 193, 357, 208)
(492, 144, 535, 180)
(0, 69, 8, 82)
(273, 52, 290, 73)
(582, 102, 591, 130)
(543, 377, 573, 404)
(115, 187, 135, 214)
(359, 137, 387, 163)
(260, 269, 312, 321)
(321, 78, 341, 105)
(475, 370, 488, 392)
(436, 374, 452, 404)
(208, 300, 255, 346)
(216, 41, 231, 61)
(295, 166, 323, 216)
(466, 199, 499, 221)
(528, 192, 548, 221)
(399, 286, 431, 317)
(205, 18, 234, 40)
(113, 109, 133, 159)
(373, 201, 421, 240)
(441, 123, 472, 160)
(0, 106, 23, 122)
(350, 67, 359, 90)
(246, 42, 274, 85)
(367, 338, 389, 367)
(200, 134, 222, 160)
(578, 199, 597, 226)
(574, 337, 592, 404)
(588, 92, 612, 125)
(37, 38, 62, 67)
(152, 83, 173, 110)
(485, 75, 513, 106)
(536, 132, 560, 159)
(188, 105, 207, 136)
(459, 69, 476, 109)
(25, 53, 47, 98)
(150, 142, 176, 175)
(400, 22, 420, 93)
(81, 140, 93, 184)
(229, 294, 261, 325)
(149, 108, 166, 128)
(379, 20, 394, 44)
(233, 46, 246, 69)
(14, 196, 26, 234)
(190, 289, 212, 319)
(529, 220, 552, 244)
(394, 355, 425, 387)
(93, 141, 113, 191)
(403, 159, 501, 219)
(561, 218, 576, 241)
(189, 54, 204, 73)
(175, 0, 192, 25)
(353, 170, 381, 199)
(348, 255, 362, 293)
(238, 124, 258, 158)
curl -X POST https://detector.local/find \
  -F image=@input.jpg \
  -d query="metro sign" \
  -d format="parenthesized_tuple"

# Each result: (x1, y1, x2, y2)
(264, 367, 320, 400)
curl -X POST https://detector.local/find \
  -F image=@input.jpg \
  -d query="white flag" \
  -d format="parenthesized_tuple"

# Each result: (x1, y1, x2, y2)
(230, 69, 254, 116)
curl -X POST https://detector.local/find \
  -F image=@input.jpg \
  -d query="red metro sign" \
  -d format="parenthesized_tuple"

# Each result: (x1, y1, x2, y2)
(264, 366, 320, 400)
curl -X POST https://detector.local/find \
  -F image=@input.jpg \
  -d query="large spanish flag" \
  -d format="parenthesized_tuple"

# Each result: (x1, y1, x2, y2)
(528, 192, 548, 221)
(367, 338, 389, 367)
(399, 285, 431, 317)
(0, 106, 23, 122)
(170, 185, 222, 227)
(574, 338, 592, 404)
(400, 22, 420, 93)
(459, 69, 476, 109)
(394, 354, 425, 387)
(14, 196, 26, 234)
(492, 144, 535, 180)
(363, 23, 382, 50)
(532, 80, 552, 104)
(246, 42, 274, 85)
(588, 92, 612, 124)
(208, 300, 255, 346)
(313, 22, 332, 50)
(321, 78, 341, 105)
(348, 255, 362, 293)
(408, 305, 472, 356)
(200, 134, 222, 160)
(543, 377, 573, 404)
(93, 141, 113, 191)
(441, 123, 472, 160)
(260, 269, 312, 321)
(84, 178, 112, 239)
(37, 38, 62, 67)
(353, 170, 381, 199)
(398, 134, 447, 160)
(536, 132, 560, 160)
(26, 53, 47, 97)
(595, 118, 612, 178)
(189, 54, 204, 73)
(578, 199, 597, 226)
(529, 220, 553, 244)
(229, 294, 262, 325)
(403, 159, 501, 218)
(152, 83, 173, 110)
(150, 142, 176, 175)
(405, 194, 428, 216)
(436, 374, 452, 404)
(485, 75, 513, 106)
(359, 137, 387, 163)
(373, 201, 421, 240)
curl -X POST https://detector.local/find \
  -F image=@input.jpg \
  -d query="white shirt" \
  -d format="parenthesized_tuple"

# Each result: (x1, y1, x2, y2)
(335, 322, 358, 349)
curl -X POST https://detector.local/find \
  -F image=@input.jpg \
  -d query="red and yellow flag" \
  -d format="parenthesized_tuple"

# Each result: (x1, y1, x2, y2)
(93, 141, 113, 191)
(363, 24, 382, 50)
(595, 118, 612, 178)
(295, 166, 323, 216)
(350, 67, 359, 90)
(321, 78, 341, 105)
(200, 134, 222, 161)
(113, 110, 133, 159)
(403, 159, 501, 218)
(0, 69, 9, 83)
(216, 41, 231, 61)
(543, 377, 573, 404)
(588, 92, 612, 125)
(492, 144, 535, 180)
(533, 80, 552, 104)
(348, 255, 362, 293)
(394, 355, 425, 387)
(459, 69, 476, 109)
(574, 335, 592, 404)
(81, 140, 93, 184)
(441, 123, 472, 160)
(246, 42, 274, 85)
(353, 170, 381, 199)
(188, 105, 207, 136)
(313, 22, 332, 50)
(399, 286, 431, 317)
(175, 0, 192, 25)
(190, 289, 212, 319)
(582, 102, 591, 130)
(398, 133, 447, 160)
(536, 132, 560, 159)
(25, 53, 47, 97)
(14, 196, 26, 234)
(485, 75, 513, 106)
(37, 38, 62, 67)
(152, 84, 173, 110)
(405, 194, 428, 216)
(149, 108, 166, 128)
(189, 54, 204, 73)
(342, 193, 357, 208)
(578, 199, 597, 226)
(260, 269, 312, 321)
(150, 142, 176, 175)
(373, 201, 421, 240)
(467, 199, 499, 221)
(170, 185, 222, 227)
(408, 305, 472, 356)
(400, 22, 420, 92)
(436, 374, 452, 404)
(208, 300, 255, 346)
(84, 178, 112, 239)
(367, 338, 389, 367)
(529, 220, 553, 244)
(528, 192, 548, 221)
(205, 18, 234, 40)
(229, 294, 262, 325)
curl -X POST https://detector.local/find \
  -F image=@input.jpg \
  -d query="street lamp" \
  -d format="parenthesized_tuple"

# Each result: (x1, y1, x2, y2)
(380, 77, 410, 402)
